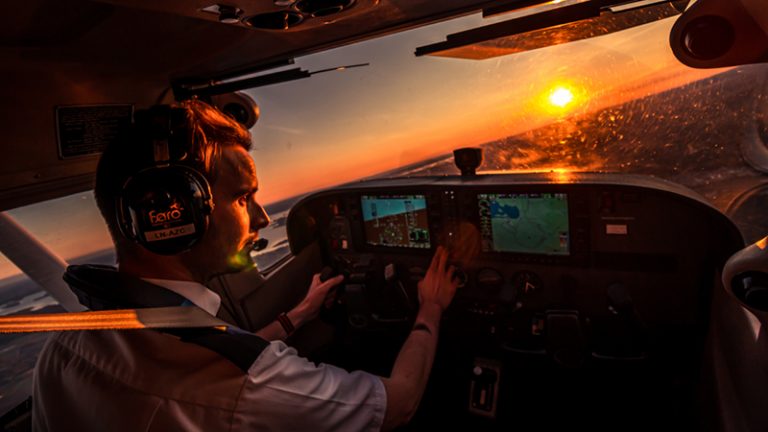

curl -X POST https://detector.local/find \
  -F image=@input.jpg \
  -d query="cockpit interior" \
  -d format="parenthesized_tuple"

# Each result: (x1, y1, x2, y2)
(2, 0, 768, 430)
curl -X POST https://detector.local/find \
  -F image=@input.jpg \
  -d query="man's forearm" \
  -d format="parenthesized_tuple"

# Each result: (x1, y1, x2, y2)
(381, 302, 443, 430)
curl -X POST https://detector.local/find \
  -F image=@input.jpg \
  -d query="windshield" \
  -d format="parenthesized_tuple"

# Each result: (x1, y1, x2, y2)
(247, 12, 767, 268)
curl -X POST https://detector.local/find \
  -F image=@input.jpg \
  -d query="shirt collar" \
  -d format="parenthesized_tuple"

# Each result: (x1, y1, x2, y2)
(141, 278, 221, 316)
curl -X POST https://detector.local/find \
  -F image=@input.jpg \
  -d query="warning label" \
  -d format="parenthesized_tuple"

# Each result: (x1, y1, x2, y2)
(56, 105, 133, 159)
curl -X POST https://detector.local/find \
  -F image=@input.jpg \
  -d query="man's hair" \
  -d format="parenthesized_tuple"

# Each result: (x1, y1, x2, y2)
(94, 99, 252, 253)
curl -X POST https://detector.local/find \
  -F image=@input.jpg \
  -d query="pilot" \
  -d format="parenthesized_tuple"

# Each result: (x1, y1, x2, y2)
(32, 100, 458, 431)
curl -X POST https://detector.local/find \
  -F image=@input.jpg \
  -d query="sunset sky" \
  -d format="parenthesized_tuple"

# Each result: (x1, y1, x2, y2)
(0, 8, 729, 281)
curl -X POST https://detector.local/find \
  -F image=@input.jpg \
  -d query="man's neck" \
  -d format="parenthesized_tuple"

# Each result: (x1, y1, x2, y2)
(118, 254, 205, 284)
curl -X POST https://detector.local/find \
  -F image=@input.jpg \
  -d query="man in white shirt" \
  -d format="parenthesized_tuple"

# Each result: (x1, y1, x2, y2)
(33, 100, 458, 431)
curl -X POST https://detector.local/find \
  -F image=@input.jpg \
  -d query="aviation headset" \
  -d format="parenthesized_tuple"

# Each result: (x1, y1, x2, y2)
(117, 105, 214, 255)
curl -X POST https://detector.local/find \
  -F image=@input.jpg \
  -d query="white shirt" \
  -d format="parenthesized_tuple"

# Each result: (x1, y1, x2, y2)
(33, 278, 387, 431)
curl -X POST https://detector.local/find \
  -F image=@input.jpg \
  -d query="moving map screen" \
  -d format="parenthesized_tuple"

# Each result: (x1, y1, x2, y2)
(361, 195, 430, 248)
(478, 193, 570, 255)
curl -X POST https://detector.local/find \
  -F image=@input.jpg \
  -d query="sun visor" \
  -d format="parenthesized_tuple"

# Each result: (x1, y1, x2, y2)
(415, 0, 689, 60)
(670, 0, 768, 68)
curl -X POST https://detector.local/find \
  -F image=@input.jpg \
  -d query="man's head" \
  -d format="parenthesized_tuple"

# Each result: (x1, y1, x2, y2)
(95, 99, 270, 281)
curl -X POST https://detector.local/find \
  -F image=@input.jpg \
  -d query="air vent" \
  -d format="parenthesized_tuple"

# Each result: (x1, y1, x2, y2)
(295, 0, 355, 18)
(244, 11, 303, 30)
(244, 0, 372, 31)
(680, 15, 735, 61)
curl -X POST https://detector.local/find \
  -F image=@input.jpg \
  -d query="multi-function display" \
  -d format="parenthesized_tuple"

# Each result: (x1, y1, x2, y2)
(478, 193, 570, 255)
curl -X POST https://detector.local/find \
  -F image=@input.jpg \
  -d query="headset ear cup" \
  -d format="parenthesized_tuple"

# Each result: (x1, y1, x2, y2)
(120, 166, 212, 255)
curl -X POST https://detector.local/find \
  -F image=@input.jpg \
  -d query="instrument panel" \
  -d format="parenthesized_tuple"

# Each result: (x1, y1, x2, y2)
(288, 174, 742, 328)
(357, 191, 573, 255)
(286, 173, 744, 429)
(317, 186, 591, 266)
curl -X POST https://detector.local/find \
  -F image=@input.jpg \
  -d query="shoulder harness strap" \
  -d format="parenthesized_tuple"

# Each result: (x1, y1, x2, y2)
(63, 264, 268, 373)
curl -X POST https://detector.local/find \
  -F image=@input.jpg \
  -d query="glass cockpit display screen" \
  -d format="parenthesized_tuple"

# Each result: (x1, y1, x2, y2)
(361, 195, 430, 248)
(478, 193, 570, 255)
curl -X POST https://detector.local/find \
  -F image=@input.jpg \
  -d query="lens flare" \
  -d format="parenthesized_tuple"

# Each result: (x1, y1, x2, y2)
(228, 248, 256, 271)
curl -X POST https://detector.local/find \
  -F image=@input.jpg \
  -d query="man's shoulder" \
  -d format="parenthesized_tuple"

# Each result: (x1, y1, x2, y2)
(33, 330, 261, 430)
(38, 329, 250, 401)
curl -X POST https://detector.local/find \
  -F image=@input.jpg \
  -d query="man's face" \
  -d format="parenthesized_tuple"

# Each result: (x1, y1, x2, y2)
(188, 145, 270, 279)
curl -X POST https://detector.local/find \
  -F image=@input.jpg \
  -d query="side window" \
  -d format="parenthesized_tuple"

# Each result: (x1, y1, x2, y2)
(0, 192, 114, 415)
(6, 192, 114, 266)
(251, 200, 294, 271)
(0, 253, 61, 416)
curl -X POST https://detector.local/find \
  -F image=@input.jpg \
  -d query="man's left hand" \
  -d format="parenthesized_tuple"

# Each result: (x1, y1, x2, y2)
(295, 273, 345, 324)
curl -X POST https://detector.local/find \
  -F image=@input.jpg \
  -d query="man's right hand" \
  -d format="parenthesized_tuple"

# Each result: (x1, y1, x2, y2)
(380, 246, 460, 430)
(417, 246, 459, 313)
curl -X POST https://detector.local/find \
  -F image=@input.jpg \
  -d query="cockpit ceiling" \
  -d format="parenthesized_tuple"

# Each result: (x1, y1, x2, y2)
(1, 0, 505, 83)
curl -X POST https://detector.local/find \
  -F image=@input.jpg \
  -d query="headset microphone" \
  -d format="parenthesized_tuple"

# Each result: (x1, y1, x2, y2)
(252, 238, 269, 252)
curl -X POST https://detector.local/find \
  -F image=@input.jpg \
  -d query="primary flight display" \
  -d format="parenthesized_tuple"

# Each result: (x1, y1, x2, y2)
(361, 195, 431, 248)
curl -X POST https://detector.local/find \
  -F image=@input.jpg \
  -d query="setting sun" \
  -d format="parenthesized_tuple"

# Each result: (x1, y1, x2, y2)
(549, 86, 574, 107)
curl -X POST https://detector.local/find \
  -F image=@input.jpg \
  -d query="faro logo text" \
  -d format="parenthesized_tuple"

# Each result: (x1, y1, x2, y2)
(149, 203, 184, 225)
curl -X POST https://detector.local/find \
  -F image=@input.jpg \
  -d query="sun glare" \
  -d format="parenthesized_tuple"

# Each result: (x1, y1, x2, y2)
(549, 86, 574, 108)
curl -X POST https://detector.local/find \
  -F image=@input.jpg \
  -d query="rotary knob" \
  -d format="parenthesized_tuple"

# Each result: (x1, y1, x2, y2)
(512, 271, 542, 297)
